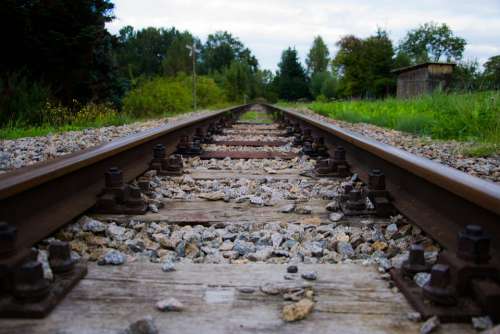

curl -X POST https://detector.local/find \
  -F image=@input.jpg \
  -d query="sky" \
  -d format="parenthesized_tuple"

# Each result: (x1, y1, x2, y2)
(107, 0, 500, 71)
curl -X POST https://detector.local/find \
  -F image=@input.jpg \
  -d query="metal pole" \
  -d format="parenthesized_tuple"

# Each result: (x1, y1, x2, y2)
(192, 43, 197, 111)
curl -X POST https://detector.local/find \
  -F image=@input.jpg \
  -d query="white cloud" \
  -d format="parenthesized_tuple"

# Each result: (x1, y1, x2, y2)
(107, 0, 500, 70)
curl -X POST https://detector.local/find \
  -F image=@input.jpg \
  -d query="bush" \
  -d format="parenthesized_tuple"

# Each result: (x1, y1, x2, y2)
(0, 72, 51, 127)
(123, 75, 226, 118)
(123, 77, 192, 118)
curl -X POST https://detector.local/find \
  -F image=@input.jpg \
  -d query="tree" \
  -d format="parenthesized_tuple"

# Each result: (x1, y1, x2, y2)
(306, 36, 330, 76)
(484, 55, 500, 88)
(0, 0, 120, 105)
(223, 61, 253, 102)
(399, 22, 466, 63)
(276, 48, 310, 100)
(162, 32, 200, 76)
(333, 29, 395, 98)
(115, 26, 177, 79)
(201, 31, 258, 73)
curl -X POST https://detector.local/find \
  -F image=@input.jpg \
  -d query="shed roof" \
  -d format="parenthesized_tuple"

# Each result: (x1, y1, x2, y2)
(391, 62, 456, 74)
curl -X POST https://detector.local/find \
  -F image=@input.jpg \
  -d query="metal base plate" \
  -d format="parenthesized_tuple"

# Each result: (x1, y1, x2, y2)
(0, 261, 87, 318)
(390, 268, 482, 322)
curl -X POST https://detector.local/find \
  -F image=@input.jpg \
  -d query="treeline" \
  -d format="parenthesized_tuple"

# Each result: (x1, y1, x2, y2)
(280, 23, 500, 101)
(0, 0, 276, 127)
(1, 0, 499, 129)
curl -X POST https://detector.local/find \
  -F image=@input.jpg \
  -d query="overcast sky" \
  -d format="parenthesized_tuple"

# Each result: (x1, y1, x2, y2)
(107, 0, 500, 71)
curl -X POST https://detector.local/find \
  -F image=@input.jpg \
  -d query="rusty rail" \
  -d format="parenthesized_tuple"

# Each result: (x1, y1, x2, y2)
(0, 105, 247, 266)
(264, 103, 500, 263)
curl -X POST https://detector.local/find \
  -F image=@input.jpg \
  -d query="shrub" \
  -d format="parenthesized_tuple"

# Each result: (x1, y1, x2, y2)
(123, 75, 226, 118)
(123, 77, 192, 118)
(0, 72, 51, 127)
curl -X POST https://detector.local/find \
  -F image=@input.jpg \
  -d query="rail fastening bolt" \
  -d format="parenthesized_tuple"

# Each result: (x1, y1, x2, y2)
(0, 222, 17, 255)
(153, 144, 166, 159)
(49, 240, 75, 274)
(13, 260, 50, 301)
(368, 169, 386, 191)
(457, 224, 490, 264)
(105, 167, 123, 189)
(333, 147, 346, 162)
(423, 264, 457, 306)
(402, 244, 430, 276)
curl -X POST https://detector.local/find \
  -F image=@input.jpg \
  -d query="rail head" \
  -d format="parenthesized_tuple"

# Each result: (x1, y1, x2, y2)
(267, 104, 500, 216)
(0, 105, 244, 200)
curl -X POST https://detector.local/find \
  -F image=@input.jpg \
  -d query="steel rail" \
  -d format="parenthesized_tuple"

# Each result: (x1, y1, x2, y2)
(0, 105, 246, 263)
(265, 104, 500, 262)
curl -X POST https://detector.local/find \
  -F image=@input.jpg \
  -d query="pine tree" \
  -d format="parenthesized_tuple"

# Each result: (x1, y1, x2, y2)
(306, 36, 330, 76)
(276, 48, 310, 100)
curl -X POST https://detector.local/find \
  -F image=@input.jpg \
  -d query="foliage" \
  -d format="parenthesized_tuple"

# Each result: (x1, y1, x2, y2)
(221, 61, 254, 102)
(310, 72, 337, 99)
(0, 0, 120, 105)
(398, 22, 466, 63)
(122, 76, 225, 118)
(282, 91, 500, 154)
(484, 55, 500, 88)
(306, 36, 330, 76)
(162, 31, 196, 76)
(451, 59, 483, 91)
(201, 31, 258, 74)
(276, 48, 310, 101)
(0, 72, 51, 127)
(333, 29, 395, 98)
(116, 26, 180, 79)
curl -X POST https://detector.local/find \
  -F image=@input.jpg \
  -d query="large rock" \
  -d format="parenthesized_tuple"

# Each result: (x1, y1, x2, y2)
(282, 299, 315, 322)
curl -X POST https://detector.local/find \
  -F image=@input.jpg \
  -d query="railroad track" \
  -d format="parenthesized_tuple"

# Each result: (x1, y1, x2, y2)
(0, 103, 499, 333)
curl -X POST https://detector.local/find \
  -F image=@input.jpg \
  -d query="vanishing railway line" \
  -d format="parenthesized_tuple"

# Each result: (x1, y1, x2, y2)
(0, 103, 499, 333)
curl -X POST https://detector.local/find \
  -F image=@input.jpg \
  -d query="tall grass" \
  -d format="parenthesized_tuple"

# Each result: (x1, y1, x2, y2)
(282, 91, 500, 155)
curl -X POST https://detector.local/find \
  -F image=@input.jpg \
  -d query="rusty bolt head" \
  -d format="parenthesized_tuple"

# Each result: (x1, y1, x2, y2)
(428, 264, 451, 288)
(402, 244, 430, 276)
(457, 225, 490, 264)
(49, 240, 75, 274)
(13, 260, 50, 301)
(422, 264, 457, 306)
(137, 177, 151, 192)
(0, 222, 17, 255)
(128, 185, 142, 199)
(153, 144, 166, 159)
(368, 169, 386, 191)
(105, 167, 123, 189)
(333, 147, 346, 162)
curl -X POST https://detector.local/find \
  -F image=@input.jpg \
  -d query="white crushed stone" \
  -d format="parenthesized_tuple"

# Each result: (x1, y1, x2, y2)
(0, 110, 216, 172)
(288, 106, 500, 184)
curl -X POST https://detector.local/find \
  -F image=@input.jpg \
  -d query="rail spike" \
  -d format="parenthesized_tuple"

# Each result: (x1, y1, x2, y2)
(390, 225, 500, 323)
(94, 167, 148, 215)
(0, 240, 87, 318)
(149, 144, 184, 176)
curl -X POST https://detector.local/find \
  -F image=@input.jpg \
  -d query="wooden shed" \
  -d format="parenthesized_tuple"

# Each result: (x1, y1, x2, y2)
(392, 62, 455, 99)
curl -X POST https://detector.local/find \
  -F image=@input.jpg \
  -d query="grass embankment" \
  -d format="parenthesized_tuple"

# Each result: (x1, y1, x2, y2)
(280, 91, 500, 157)
(0, 76, 231, 140)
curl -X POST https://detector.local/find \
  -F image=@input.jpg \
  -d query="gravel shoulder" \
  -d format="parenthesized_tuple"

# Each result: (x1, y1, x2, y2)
(1, 106, 499, 184)
(287, 106, 500, 184)
(0, 110, 216, 173)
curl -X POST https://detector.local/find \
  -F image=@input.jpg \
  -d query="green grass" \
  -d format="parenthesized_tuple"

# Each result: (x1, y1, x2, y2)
(279, 91, 500, 156)
(239, 111, 273, 124)
(0, 102, 235, 140)
(0, 115, 133, 139)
